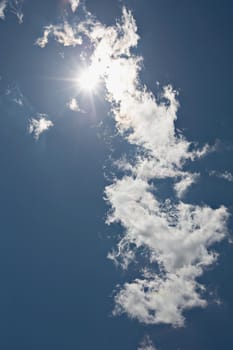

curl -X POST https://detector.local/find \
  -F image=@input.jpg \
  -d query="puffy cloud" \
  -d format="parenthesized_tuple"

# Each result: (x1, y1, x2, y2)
(69, 0, 80, 13)
(106, 176, 227, 326)
(36, 6, 229, 327)
(78, 8, 209, 172)
(67, 97, 80, 111)
(138, 335, 157, 350)
(0, 0, 7, 20)
(209, 170, 233, 182)
(36, 22, 82, 48)
(28, 114, 53, 140)
(86, 8, 228, 326)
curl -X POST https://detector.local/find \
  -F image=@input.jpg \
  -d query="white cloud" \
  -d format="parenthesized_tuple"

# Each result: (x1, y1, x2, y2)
(209, 170, 233, 182)
(138, 335, 157, 350)
(69, 0, 80, 13)
(85, 8, 228, 327)
(106, 176, 227, 326)
(9, 0, 24, 24)
(174, 172, 199, 198)
(28, 114, 53, 140)
(0, 0, 24, 23)
(36, 6, 229, 327)
(0, 0, 7, 20)
(67, 97, 80, 111)
(35, 22, 82, 48)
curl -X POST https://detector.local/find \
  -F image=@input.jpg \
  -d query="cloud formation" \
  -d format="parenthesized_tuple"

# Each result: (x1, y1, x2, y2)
(28, 114, 53, 140)
(0, 0, 7, 19)
(80, 8, 228, 326)
(36, 6, 229, 327)
(138, 335, 157, 350)
(209, 170, 233, 182)
(36, 22, 82, 48)
(9, 0, 23, 23)
(0, 0, 24, 23)
(69, 0, 80, 13)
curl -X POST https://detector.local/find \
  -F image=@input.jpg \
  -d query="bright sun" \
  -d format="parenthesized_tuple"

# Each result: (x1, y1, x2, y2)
(78, 66, 100, 92)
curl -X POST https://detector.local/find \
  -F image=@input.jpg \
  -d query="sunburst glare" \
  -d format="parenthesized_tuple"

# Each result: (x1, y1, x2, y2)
(78, 66, 100, 92)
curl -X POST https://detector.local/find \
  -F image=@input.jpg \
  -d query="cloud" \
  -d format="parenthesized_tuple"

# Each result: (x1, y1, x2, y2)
(209, 170, 233, 182)
(3, 83, 26, 107)
(9, 0, 24, 24)
(138, 335, 157, 350)
(67, 97, 80, 111)
(82, 8, 228, 326)
(0, 0, 24, 23)
(174, 172, 199, 198)
(37, 6, 229, 327)
(0, 0, 7, 20)
(69, 0, 80, 13)
(35, 22, 82, 48)
(106, 176, 227, 326)
(13, 97, 23, 106)
(28, 114, 53, 140)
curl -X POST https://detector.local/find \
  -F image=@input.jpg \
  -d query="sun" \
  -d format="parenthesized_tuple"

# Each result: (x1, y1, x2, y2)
(78, 66, 100, 93)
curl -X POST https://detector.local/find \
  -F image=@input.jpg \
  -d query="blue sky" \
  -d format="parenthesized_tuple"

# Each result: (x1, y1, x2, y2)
(0, 1, 232, 349)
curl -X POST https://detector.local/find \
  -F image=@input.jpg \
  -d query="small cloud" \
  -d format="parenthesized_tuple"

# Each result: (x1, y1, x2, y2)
(209, 170, 233, 182)
(0, 0, 7, 20)
(28, 114, 53, 140)
(67, 97, 80, 111)
(174, 172, 199, 198)
(13, 97, 23, 106)
(69, 0, 80, 13)
(138, 335, 157, 350)
(3, 84, 25, 106)
(10, 0, 24, 24)
(0, 0, 24, 23)
(36, 22, 82, 48)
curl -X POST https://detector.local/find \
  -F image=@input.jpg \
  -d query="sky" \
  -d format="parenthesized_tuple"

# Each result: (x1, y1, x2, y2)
(0, 0, 232, 349)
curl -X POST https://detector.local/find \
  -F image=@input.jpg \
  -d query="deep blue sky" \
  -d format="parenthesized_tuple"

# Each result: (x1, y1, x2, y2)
(0, 1, 232, 349)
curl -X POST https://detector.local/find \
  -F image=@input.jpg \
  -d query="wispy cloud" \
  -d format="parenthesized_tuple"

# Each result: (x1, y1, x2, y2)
(174, 172, 199, 198)
(13, 97, 23, 106)
(36, 6, 229, 327)
(69, 0, 80, 13)
(28, 114, 53, 140)
(9, 0, 24, 24)
(3, 83, 25, 107)
(0, 0, 7, 20)
(138, 335, 157, 350)
(209, 170, 233, 182)
(35, 22, 82, 48)
(0, 0, 24, 23)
